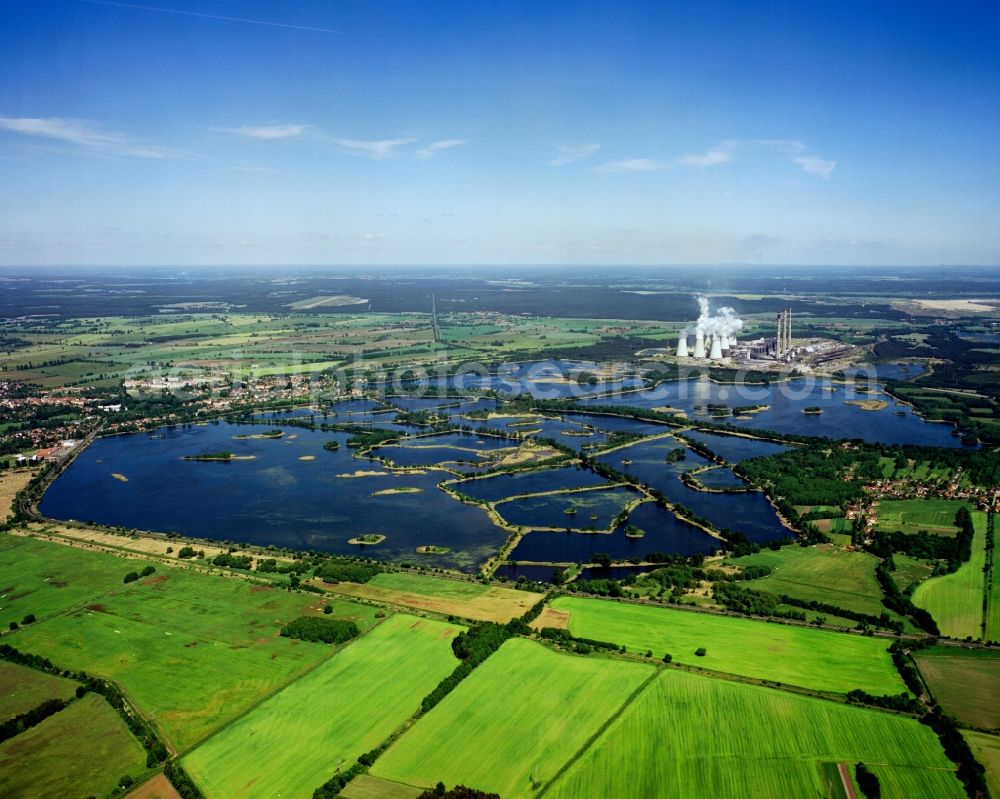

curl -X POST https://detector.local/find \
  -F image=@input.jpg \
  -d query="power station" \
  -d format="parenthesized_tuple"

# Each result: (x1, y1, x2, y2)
(674, 299, 800, 363)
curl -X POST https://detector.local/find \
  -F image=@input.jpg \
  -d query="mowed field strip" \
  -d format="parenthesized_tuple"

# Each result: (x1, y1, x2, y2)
(0, 693, 147, 799)
(874, 498, 968, 536)
(912, 511, 989, 640)
(963, 731, 1000, 799)
(13, 562, 377, 750)
(733, 543, 899, 619)
(913, 647, 1000, 730)
(0, 534, 157, 628)
(371, 638, 654, 798)
(183, 614, 462, 799)
(544, 668, 964, 799)
(0, 660, 78, 721)
(550, 596, 905, 695)
(989, 515, 1000, 642)
(323, 571, 537, 622)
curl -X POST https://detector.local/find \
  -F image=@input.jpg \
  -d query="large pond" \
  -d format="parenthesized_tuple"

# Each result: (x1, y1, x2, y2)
(578, 375, 963, 446)
(39, 422, 507, 571)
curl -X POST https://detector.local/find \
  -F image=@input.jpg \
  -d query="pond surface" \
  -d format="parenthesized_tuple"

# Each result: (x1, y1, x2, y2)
(692, 466, 750, 489)
(39, 422, 506, 571)
(681, 430, 789, 462)
(578, 376, 962, 446)
(494, 486, 639, 531)
(452, 466, 610, 503)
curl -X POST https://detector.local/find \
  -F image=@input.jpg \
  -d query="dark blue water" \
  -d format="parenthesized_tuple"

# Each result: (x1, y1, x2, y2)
(692, 467, 750, 489)
(39, 423, 506, 571)
(681, 430, 789, 462)
(452, 466, 610, 503)
(494, 486, 639, 531)
(508, 502, 718, 562)
(576, 566, 655, 581)
(492, 564, 559, 583)
(578, 376, 962, 446)
(844, 362, 926, 382)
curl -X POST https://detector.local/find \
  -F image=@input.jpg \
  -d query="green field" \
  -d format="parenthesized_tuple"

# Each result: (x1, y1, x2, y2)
(732, 543, 901, 621)
(372, 638, 654, 798)
(874, 498, 970, 536)
(0, 535, 156, 628)
(0, 693, 147, 798)
(13, 567, 377, 750)
(546, 669, 963, 799)
(0, 660, 79, 721)
(551, 596, 905, 695)
(183, 614, 462, 799)
(963, 731, 1000, 799)
(912, 511, 988, 639)
(893, 554, 935, 593)
(988, 516, 1000, 642)
(367, 572, 493, 600)
(913, 647, 1000, 730)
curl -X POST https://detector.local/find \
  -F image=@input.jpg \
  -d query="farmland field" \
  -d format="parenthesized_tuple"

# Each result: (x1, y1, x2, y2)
(912, 511, 988, 639)
(183, 614, 462, 799)
(873, 498, 970, 536)
(325, 571, 536, 622)
(963, 731, 1000, 799)
(989, 516, 1000, 642)
(545, 669, 963, 799)
(0, 693, 147, 799)
(913, 647, 1000, 730)
(0, 534, 157, 628)
(550, 596, 905, 694)
(371, 638, 654, 798)
(731, 543, 900, 620)
(12, 566, 377, 750)
(0, 660, 78, 721)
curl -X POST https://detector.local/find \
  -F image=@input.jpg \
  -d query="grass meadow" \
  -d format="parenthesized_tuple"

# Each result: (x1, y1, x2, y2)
(0, 535, 156, 628)
(963, 731, 1000, 799)
(371, 638, 654, 798)
(912, 511, 988, 639)
(989, 520, 1000, 642)
(0, 660, 78, 721)
(732, 543, 900, 620)
(13, 567, 376, 750)
(0, 693, 147, 799)
(326, 571, 535, 622)
(551, 596, 905, 695)
(183, 614, 462, 799)
(545, 669, 963, 799)
(873, 498, 969, 536)
(913, 647, 1000, 729)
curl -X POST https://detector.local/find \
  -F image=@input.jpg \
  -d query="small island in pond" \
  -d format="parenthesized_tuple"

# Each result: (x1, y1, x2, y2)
(845, 398, 889, 411)
(624, 524, 646, 538)
(416, 545, 450, 554)
(802, 406, 823, 415)
(182, 451, 256, 462)
(371, 486, 423, 496)
(232, 429, 284, 440)
(348, 533, 386, 546)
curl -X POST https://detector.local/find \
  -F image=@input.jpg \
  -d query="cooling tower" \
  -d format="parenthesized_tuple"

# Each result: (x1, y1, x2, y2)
(719, 334, 730, 351)
(709, 337, 723, 360)
(693, 331, 706, 359)
(676, 334, 689, 358)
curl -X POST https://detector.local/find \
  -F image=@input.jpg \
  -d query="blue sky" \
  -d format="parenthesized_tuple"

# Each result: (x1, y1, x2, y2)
(0, 0, 997, 266)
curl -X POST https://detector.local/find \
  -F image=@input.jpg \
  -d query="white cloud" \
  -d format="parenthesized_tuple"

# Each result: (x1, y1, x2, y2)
(595, 158, 666, 173)
(416, 138, 468, 158)
(550, 143, 601, 166)
(215, 124, 305, 139)
(794, 155, 836, 178)
(0, 115, 185, 159)
(678, 147, 733, 167)
(330, 137, 416, 159)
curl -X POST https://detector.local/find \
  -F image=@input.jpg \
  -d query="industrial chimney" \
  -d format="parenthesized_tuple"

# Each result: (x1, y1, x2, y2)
(710, 336, 723, 360)
(676, 333, 689, 358)
(693, 330, 706, 359)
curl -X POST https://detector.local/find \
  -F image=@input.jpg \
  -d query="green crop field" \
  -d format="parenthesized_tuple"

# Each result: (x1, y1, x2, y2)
(964, 731, 1000, 799)
(551, 596, 905, 695)
(912, 511, 988, 639)
(545, 669, 963, 799)
(0, 660, 78, 721)
(988, 518, 1000, 642)
(732, 543, 900, 621)
(367, 572, 493, 600)
(0, 693, 147, 799)
(0, 535, 157, 628)
(892, 554, 935, 593)
(873, 498, 970, 536)
(13, 567, 377, 750)
(913, 647, 1000, 729)
(183, 614, 462, 799)
(372, 638, 654, 798)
